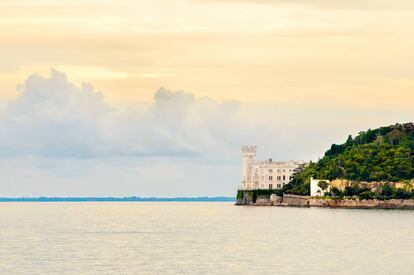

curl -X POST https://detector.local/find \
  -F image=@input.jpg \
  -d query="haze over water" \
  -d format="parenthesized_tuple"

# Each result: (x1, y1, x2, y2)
(1, 202, 413, 274)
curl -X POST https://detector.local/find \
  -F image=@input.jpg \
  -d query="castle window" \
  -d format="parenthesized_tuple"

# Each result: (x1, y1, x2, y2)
(277, 176, 281, 180)
(283, 175, 286, 180)
(277, 184, 281, 188)
(269, 169, 273, 173)
(269, 176, 273, 181)
(269, 184, 273, 189)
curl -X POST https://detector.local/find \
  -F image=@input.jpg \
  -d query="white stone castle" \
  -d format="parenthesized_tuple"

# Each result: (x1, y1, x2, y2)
(242, 145, 307, 190)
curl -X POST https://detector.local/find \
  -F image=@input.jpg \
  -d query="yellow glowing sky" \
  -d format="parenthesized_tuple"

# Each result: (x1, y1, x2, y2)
(1, 0, 414, 107)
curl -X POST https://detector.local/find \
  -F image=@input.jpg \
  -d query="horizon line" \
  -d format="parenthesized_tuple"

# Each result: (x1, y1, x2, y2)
(0, 196, 235, 202)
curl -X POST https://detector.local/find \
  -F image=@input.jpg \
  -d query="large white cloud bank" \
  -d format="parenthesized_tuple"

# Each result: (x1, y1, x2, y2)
(2, 69, 403, 162)
(0, 69, 245, 159)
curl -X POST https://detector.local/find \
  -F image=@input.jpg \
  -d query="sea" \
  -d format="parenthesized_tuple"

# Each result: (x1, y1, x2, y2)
(1, 202, 413, 274)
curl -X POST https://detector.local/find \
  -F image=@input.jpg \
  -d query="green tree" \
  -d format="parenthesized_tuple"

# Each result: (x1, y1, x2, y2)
(359, 190, 375, 200)
(317, 180, 329, 191)
(381, 184, 394, 199)
(331, 187, 343, 197)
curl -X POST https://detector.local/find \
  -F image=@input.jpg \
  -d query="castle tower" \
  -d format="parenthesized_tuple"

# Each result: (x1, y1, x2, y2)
(242, 145, 257, 190)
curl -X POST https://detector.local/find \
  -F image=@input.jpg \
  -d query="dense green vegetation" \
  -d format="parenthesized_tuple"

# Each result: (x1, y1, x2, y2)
(329, 184, 414, 200)
(283, 123, 414, 196)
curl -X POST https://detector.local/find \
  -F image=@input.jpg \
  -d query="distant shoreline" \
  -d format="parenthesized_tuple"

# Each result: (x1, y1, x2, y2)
(0, 197, 235, 202)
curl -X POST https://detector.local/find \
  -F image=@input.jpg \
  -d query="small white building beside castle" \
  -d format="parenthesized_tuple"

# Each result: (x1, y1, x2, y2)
(242, 146, 307, 190)
(310, 177, 331, 197)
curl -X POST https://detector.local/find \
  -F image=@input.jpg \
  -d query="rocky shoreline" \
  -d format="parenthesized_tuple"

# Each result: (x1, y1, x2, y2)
(236, 193, 414, 209)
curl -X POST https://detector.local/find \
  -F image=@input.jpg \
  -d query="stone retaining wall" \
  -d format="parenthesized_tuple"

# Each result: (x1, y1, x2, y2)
(236, 190, 414, 209)
(281, 194, 310, 207)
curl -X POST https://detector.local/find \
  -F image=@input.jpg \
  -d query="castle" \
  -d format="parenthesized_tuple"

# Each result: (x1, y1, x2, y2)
(242, 146, 307, 190)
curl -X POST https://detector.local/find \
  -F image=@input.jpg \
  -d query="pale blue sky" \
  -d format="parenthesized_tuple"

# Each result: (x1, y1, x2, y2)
(0, 0, 413, 196)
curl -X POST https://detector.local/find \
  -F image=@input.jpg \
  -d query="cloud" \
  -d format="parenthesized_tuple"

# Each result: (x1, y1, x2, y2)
(0, 69, 242, 159)
(0, 69, 109, 157)
(2, 69, 410, 162)
(2, 69, 412, 162)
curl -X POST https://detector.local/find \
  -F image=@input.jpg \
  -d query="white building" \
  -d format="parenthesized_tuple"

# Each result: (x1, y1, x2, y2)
(242, 145, 307, 190)
(310, 177, 331, 197)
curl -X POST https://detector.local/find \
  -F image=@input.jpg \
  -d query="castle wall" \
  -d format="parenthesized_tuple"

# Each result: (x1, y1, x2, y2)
(241, 145, 306, 190)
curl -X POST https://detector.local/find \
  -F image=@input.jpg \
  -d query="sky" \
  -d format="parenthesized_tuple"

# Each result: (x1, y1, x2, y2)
(0, 0, 413, 197)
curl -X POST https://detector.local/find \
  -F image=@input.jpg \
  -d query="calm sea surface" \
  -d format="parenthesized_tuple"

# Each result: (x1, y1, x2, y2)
(1, 202, 414, 274)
